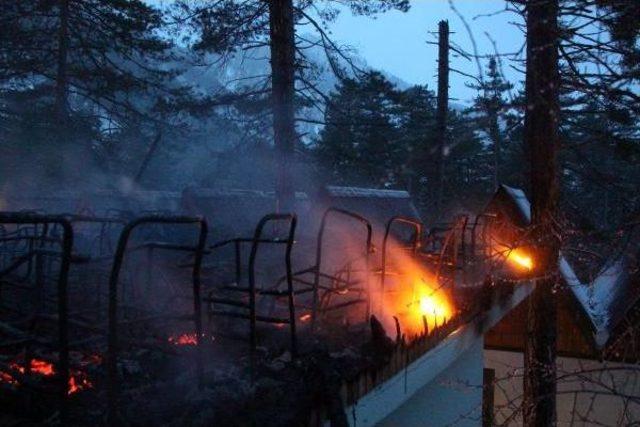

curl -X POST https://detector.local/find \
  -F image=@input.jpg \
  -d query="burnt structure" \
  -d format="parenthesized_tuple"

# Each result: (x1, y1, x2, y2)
(485, 185, 640, 361)
(0, 185, 537, 426)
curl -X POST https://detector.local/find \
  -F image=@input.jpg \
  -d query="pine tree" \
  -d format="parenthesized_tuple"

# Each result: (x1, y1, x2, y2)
(398, 85, 437, 203)
(315, 72, 405, 187)
(468, 57, 513, 189)
(0, 0, 182, 186)
(178, 0, 410, 208)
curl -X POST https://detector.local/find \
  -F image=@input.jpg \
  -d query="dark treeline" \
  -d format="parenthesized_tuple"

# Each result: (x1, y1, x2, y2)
(0, 0, 638, 232)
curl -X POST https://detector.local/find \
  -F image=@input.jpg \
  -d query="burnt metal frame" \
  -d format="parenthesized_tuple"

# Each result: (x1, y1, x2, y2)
(310, 207, 373, 330)
(205, 213, 298, 358)
(380, 216, 424, 308)
(0, 213, 73, 420)
(433, 215, 469, 285)
(470, 213, 498, 260)
(106, 215, 208, 426)
(0, 221, 54, 281)
(62, 214, 127, 259)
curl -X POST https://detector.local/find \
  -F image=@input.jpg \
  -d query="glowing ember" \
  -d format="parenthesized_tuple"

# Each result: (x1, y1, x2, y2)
(68, 374, 92, 395)
(299, 314, 312, 322)
(10, 359, 55, 376)
(168, 333, 198, 346)
(0, 371, 17, 385)
(0, 358, 92, 394)
(30, 359, 54, 376)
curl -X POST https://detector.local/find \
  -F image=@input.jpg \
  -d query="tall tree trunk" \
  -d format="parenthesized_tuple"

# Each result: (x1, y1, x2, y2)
(268, 0, 296, 212)
(55, 0, 70, 122)
(434, 20, 449, 218)
(522, 0, 561, 425)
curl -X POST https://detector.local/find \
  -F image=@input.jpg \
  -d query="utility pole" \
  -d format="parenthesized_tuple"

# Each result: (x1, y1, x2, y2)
(522, 0, 561, 425)
(268, 0, 296, 212)
(434, 20, 449, 218)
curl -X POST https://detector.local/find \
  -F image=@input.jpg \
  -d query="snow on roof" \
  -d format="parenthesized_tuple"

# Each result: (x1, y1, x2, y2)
(190, 188, 309, 200)
(557, 255, 623, 347)
(500, 184, 531, 222)
(325, 186, 411, 199)
(321, 186, 421, 233)
(497, 185, 634, 349)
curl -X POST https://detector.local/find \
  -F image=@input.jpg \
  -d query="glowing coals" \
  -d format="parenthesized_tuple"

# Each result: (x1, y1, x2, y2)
(0, 358, 93, 394)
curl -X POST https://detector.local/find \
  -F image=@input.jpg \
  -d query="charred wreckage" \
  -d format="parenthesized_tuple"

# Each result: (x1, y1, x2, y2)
(0, 186, 535, 426)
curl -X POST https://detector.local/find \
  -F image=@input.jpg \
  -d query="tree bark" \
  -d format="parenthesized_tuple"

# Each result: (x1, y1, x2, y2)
(55, 0, 70, 122)
(434, 20, 449, 218)
(268, 0, 296, 212)
(522, 0, 561, 425)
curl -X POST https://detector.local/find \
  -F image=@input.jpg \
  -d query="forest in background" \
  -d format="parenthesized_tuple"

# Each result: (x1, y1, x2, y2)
(0, 1, 638, 234)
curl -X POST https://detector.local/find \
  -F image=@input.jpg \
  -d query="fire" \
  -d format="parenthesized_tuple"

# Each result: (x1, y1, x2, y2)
(25, 359, 55, 375)
(0, 371, 17, 385)
(496, 245, 533, 271)
(299, 314, 312, 322)
(0, 358, 93, 394)
(168, 333, 198, 346)
(378, 239, 454, 337)
(404, 277, 453, 331)
(419, 295, 449, 320)
(67, 374, 92, 395)
(507, 249, 533, 270)
(7, 359, 55, 377)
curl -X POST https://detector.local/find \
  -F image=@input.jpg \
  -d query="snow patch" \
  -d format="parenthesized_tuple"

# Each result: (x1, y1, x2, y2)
(500, 184, 531, 222)
(558, 255, 628, 348)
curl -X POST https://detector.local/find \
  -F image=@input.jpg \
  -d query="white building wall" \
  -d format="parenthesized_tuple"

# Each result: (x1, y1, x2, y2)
(344, 285, 533, 427)
(377, 340, 484, 427)
(485, 349, 640, 426)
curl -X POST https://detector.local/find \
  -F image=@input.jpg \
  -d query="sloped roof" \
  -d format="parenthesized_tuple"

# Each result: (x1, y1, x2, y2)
(190, 188, 309, 200)
(324, 186, 411, 199)
(500, 185, 531, 222)
(494, 184, 638, 349)
(320, 185, 421, 229)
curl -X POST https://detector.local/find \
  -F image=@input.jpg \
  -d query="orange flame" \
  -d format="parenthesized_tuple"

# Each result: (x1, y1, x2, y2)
(377, 240, 454, 337)
(498, 245, 533, 271)
(508, 250, 533, 270)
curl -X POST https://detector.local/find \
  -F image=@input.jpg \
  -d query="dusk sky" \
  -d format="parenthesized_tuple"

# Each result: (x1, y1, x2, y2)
(328, 0, 525, 103)
(149, 0, 526, 103)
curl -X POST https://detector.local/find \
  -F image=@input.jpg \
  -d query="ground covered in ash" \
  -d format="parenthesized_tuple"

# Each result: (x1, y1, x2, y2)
(113, 324, 379, 427)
